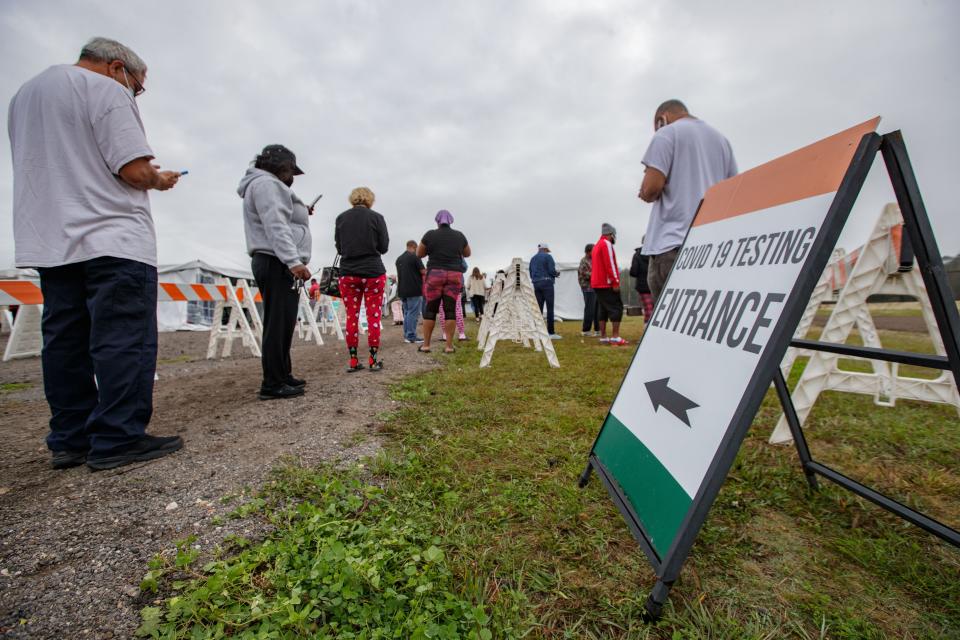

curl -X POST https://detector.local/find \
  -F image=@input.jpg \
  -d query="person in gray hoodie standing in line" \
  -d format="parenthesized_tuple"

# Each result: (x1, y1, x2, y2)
(238, 144, 312, 400)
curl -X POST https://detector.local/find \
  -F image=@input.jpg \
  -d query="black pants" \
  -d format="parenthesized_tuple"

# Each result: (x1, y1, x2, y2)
(252, 253, 299, 389)
(581, 289, 599, 332)
(471, 295, 485, 318)
(37, 257, 157, 455)
(533, 282, 556, 334)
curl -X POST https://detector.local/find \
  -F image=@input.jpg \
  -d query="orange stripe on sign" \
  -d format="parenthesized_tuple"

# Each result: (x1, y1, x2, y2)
(693, 117, 881, 227)
(890, 224, 903, 258)
(160, 282, 188, 301)
(191, 284, 214, 301)
(0, 281, 44, 305)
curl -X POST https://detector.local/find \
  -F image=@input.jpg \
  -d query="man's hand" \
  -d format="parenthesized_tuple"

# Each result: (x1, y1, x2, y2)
(154, 170, 180, 191)
(290, 264, 311, 280)
(119, 158, 181, 191)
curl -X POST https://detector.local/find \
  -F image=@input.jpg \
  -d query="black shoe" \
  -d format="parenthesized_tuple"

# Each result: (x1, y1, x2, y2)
(285, 376, 306, 388)
(258, 383, 305, 400)
(51, 449, 88, 470)
(86, 435, 183, 471)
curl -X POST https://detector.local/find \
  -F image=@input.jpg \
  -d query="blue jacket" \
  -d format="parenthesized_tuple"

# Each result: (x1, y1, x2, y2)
(529, 251, 559, 285)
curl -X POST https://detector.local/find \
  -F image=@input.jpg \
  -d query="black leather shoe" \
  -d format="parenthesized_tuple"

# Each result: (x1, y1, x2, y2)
(285, 376, 306, 388)
(87, 435, 183, 471)
(51, 450, 88, 470)
(258, 383, 305, 400)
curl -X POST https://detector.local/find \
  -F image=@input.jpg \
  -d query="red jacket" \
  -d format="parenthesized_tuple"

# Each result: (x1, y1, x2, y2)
(590, 236, 620, 289)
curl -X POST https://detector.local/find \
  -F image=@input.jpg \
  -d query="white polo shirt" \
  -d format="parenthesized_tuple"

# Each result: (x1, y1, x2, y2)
(8, 64, 157, 268)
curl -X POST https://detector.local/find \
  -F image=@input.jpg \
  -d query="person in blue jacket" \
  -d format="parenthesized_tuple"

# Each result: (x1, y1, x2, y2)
(529, 243, 562, 339)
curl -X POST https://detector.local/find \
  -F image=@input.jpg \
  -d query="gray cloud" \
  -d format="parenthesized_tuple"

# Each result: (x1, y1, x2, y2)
(2, 0, 958, 278)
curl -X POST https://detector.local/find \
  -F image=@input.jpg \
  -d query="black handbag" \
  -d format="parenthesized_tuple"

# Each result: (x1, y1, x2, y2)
(318, 255, 341, 297)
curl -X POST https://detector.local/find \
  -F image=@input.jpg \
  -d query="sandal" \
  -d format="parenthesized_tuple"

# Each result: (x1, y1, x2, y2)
(346, 362, 365, 373)
(368, 360, 384, 371)
(417, 345, 431, 353)
(443, 347, 456, 354)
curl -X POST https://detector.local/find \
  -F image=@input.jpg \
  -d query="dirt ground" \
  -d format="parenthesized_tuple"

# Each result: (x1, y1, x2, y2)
(0, 323, 437, 639)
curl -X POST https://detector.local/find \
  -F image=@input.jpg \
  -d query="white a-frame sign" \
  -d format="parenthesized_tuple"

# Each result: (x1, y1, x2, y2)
(580, 117, 960, 619)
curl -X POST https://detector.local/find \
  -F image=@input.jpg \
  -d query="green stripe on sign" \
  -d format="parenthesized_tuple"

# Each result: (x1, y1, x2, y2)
(594, 413, 693, 557)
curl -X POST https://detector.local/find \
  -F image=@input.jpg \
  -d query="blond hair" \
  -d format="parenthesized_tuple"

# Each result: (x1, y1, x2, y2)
(349, 187, 375, 208)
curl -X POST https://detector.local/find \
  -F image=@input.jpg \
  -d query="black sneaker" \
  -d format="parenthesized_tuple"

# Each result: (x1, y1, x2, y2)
(258, 383, 305, 400)
(51, 449, 88, 470)
(87, 435, 183, 471)
(285, 376, 306, 388)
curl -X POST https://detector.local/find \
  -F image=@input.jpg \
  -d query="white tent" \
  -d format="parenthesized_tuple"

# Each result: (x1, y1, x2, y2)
(555, 261, 586, 320)
(156, 260, 254, 332)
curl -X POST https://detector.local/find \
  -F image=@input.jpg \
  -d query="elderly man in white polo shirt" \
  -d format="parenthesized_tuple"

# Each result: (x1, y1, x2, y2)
(8, 37, 184, 471)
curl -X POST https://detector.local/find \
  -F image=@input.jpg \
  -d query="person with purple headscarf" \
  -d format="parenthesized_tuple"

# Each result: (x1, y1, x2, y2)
(417, 210, 471, 353)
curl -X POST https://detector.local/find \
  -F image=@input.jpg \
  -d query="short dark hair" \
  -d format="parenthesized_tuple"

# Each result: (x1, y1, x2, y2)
(655, 99, 688, 118)
(406, 240, 418, 249)
(584, 243, 594, 254)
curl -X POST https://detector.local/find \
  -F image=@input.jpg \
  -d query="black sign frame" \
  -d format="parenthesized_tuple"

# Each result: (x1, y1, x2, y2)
(579, 130, 960, 620)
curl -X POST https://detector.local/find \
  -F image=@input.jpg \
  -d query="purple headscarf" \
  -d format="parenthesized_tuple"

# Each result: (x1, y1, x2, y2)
(435, 209, 454, 225)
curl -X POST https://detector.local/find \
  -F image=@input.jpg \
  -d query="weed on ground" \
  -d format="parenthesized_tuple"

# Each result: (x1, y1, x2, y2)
(138, 319, 960, 638)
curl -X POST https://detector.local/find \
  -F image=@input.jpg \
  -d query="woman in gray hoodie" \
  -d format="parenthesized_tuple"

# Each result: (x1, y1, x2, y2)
(238, 144, 312, 400)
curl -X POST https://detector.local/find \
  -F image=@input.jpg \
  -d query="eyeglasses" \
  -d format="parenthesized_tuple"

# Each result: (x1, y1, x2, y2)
(121, 66, 146, 98)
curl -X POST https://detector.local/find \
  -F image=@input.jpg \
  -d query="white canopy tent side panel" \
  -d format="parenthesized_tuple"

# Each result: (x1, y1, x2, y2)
(555, 262, 585, 320)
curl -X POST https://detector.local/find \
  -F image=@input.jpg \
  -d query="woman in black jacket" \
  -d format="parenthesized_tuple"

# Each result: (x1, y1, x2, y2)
(335, 187, 389, 371)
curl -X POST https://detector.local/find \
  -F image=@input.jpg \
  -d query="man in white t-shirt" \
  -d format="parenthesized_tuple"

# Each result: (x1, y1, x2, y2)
(638, 100, 737, 302)
(8, 37, 184, 471)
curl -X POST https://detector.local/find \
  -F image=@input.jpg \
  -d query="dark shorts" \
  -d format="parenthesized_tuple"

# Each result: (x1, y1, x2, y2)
(595, 288, 623, 322)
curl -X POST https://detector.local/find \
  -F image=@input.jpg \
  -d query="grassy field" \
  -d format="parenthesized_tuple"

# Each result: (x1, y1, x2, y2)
(138, 318, 960, 639)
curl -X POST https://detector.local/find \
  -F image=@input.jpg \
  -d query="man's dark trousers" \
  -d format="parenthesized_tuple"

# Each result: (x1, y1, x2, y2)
(533, 281, 556, 335)
(38, 256, 158, 456)
(252, 253, 299, 389)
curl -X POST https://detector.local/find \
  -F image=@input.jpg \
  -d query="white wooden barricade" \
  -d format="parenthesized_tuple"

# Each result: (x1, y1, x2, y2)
(3, 304, 43, 361)
(206, 278, 262, 359)
(1, 307, 12, 335)
(770, 203, 960, 444)
(478, 258, 559, 368)
(314, 295, 345, 340)
(296, 288, 324, 345)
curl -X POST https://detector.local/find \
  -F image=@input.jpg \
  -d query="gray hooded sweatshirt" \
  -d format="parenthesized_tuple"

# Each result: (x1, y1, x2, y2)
(237, 167, 311, 268)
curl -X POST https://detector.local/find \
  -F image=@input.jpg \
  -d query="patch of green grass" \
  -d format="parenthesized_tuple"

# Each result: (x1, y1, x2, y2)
(142, 318, 960, 638)
(0, 382, 31, 392)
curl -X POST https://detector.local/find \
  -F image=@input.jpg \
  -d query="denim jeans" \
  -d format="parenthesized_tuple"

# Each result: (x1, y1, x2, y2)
(37, 256, 158, 455)
(401, 296, 423, 341)
(533, 281, 555, 335)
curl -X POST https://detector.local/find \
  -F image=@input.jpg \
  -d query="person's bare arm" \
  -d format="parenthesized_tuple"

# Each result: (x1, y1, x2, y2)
(462, 244, 472, 258)
(119, 158, 180, 191)
(416, 243, 427, 258)
(638, 166, 666, 203)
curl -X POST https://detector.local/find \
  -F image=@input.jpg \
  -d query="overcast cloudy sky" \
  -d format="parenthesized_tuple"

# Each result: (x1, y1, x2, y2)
(2, 0, 958, 276)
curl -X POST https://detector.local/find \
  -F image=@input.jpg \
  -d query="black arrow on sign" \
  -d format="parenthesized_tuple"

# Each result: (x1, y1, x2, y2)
(644, 377, 699, 427)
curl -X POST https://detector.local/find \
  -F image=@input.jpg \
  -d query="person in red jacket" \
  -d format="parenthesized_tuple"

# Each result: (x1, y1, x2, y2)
(590, 223, 628, 345)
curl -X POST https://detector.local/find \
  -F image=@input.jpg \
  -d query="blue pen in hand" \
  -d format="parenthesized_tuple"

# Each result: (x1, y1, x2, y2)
(179, 170, 189, 176)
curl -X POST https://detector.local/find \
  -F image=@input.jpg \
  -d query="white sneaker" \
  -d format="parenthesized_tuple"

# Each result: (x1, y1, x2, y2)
(550, 334, 563, 340)
(599, 336, 610, 343)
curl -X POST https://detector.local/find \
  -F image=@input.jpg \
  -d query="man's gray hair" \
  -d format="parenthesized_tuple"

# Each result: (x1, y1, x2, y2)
(79, 37, 147, 76)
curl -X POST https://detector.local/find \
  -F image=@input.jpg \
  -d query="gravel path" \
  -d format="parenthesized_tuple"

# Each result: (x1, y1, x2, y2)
(0, 324, 438, 638)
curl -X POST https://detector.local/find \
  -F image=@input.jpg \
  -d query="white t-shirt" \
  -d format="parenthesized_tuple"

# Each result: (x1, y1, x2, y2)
(8, 64, 156, 268)
(641, 118, 737, 255)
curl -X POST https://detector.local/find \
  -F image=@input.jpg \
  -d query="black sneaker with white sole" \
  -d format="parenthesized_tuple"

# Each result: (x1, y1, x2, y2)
(86, 435, 183, 471)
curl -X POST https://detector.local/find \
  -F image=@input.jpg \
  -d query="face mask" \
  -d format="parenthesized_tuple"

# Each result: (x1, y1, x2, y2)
(120, 68, 136, 98)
